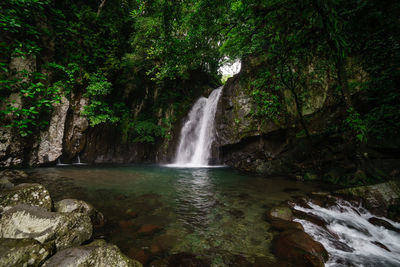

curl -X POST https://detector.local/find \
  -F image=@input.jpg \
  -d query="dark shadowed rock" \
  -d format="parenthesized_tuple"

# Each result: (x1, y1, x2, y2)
(0, 183, 52, 212)
(0, 238, 53, 267)
(167, 252, 210, 267)
(270, 219, 304, 232)
(0, 204, 92, 250)
(273, 229, 328, 267)
(372, 241, 391, 252)
(368, 217, 400, 233)
(42, 239, 142, 267)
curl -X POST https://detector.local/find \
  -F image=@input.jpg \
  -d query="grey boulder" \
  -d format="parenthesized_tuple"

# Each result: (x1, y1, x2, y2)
(42, 239, 142, 267)
(0, 204, 92, 250)
(54, 199, 105, 227)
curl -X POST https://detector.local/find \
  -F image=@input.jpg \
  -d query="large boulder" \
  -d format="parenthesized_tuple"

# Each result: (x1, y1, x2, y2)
(0, 204, 92, 250)
(42, 239, 142, 267)
(335, 180, 400, 216)
(55, 199, 105, 228)
(273, 229, 328, 267)
(0, 183, 52, 212)
(0, 238, 53, 267)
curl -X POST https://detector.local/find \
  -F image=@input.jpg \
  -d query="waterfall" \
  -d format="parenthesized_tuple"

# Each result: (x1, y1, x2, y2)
(72, 154, 87, 165)
(172, 87, 223, 167)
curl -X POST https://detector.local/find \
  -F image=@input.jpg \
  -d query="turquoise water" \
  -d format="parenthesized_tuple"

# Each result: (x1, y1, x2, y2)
(26, 165, 326, 266)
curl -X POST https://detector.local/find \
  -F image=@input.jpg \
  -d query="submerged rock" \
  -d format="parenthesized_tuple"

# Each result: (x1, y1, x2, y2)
(0, 204, 92, 250)
(0, 169, 28, 182)
(166, 252, 211, 267)
(54, 199, 105, 227)
(137, 224, 162, 235)
(273, 229, 328, 267)
(270, 219, 304, 232)
(42, 239, 142, 267)
(0, 183, 52, 212)
(0, 238, 53, 267)
(268, 206, 293, 221)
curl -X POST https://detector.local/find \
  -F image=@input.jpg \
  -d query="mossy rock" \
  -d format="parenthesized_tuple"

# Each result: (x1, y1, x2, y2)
(42, 239, 142, 267)
(0, 238, 53, 267)
(268, 206, 293, 221)
(0, 183, 52, 212)
(336, 180, 400, 216)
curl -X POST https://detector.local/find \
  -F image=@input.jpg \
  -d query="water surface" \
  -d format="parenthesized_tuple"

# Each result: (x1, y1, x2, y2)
(26, 165, 326, 265)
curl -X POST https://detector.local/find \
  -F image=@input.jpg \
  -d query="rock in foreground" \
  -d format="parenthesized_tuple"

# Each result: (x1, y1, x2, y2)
(0, 204, 92, 250)
(0, 238, 53, 267)
(0, 183, 52, 212)
(55, 199, 105, 227)
(273, 229, 328, 267)
(42, 239, 142, 267)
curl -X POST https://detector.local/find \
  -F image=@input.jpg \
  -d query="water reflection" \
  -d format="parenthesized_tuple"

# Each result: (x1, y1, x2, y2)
(174, 169, 216, 231)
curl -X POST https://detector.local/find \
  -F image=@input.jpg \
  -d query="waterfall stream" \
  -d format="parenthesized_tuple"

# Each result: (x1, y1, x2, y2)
(171, 87, 223, 167)
(294, 200, 400, 267)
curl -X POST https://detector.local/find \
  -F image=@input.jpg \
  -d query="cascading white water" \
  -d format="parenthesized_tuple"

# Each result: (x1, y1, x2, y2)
(172, 87, 223, 167)
(294, 200, 400, 267)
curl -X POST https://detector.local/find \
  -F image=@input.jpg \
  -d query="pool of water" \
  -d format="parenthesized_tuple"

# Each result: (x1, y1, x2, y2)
(25, 165, 327, 266)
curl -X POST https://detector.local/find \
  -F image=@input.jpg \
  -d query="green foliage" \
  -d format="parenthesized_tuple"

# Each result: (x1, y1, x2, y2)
(47, 63, 80, 96)
(345, 108, 368, 143)
(81, 73, 120, 127)
(132, 120, 165, 143)
(250, 90, 280, 120)
(0, 71, 61, 136)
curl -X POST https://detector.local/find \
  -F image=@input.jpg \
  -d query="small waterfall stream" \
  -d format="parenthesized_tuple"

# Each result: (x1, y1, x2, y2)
(294, 200, 400, 266)
(172, 87, 223, 167)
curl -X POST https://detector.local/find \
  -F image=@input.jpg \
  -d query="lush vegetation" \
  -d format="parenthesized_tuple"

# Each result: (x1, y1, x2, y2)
(1, 0, 399, 175)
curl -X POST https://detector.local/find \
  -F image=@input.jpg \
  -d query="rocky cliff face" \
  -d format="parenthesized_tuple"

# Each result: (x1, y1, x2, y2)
(0, 94, 181, 167)
(214, 58, 400, 180)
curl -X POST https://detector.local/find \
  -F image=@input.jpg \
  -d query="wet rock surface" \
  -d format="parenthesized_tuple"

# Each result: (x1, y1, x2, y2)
(0, 238, 53, 267)
(270, 219, 304, 232)
(42, 239, 142, 267)
(368, 217, 400, 233)
(0, 183, 52, 212)
(0, 204, 92, 250)
(273, 229, 328, 267)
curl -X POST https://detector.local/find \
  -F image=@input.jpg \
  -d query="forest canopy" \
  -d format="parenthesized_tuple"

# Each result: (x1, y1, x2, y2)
(1, 0, 399, 144)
